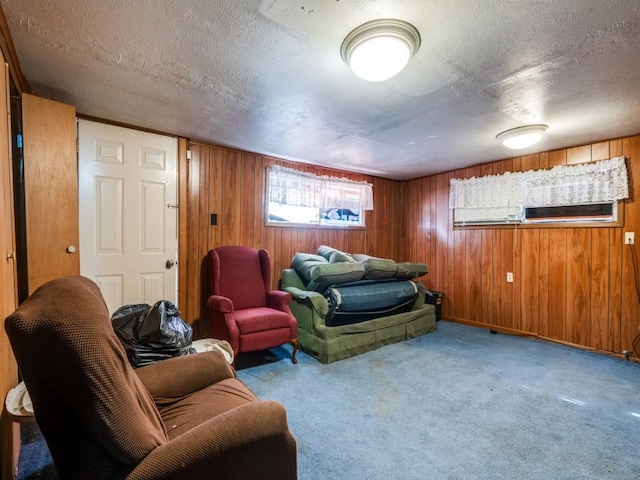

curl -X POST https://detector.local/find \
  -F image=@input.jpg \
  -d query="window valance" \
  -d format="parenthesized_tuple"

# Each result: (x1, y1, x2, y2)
(268, 165, 374, 210)
(449, 156, 629, 210)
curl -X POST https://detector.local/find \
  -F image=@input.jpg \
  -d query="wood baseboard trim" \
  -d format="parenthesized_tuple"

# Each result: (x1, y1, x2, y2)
(442, 317, 640, 364)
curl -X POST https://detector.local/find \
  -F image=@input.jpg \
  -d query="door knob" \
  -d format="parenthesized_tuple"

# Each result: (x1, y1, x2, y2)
(66, 245, 77, 254)
(165, 260, 175, 269)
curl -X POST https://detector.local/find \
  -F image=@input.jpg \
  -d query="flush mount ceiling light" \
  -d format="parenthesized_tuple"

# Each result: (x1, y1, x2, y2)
(496, 124, 549, 149)
(340, 19, 421, 82)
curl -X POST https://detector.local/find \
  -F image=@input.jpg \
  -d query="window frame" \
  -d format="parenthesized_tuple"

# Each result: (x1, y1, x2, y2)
(454, 201, 624, 230)
(522, 202, 618, 225)
(264, 167, 369, 229)
(266, 202, 366, 229)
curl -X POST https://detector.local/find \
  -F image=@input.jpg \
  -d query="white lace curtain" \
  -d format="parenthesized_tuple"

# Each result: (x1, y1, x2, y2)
(449, 156, 629, 209)
(268, 165, 374, 210)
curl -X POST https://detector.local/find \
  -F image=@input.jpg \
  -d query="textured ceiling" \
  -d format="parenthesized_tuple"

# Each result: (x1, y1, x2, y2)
(2, 0, 640, 180)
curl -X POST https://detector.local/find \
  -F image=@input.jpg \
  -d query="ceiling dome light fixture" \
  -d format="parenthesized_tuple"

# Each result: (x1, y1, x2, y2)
(341, 19, 421, 82)
(496, 124, 549, 149)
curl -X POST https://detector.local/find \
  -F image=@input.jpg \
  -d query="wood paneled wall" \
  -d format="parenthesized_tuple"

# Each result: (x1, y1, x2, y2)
(182, 142, 403, 337)
(404, 135, 640, 355)
(0, 56, 18, 480)
(180, 134, 640, 355)
(0, 8, 28, 477)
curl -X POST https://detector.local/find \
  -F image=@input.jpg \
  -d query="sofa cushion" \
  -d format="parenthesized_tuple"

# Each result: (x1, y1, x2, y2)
(308, 263, 365, 292)
(234, 307, 294, 334)
(291, 253, 329, 285)
(352, 254, 398, 280)
(291, 252, 365, 291)
(317, 245, 356, 263)
(158, 378, 259, 440)
(395, 262, 428, 279)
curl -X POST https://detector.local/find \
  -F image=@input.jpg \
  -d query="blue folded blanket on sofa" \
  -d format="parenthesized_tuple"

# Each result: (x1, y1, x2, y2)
(325, 279, 419, 326)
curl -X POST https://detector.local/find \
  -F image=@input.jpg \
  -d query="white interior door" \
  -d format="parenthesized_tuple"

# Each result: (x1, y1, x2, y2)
(78, 119, 178, 314)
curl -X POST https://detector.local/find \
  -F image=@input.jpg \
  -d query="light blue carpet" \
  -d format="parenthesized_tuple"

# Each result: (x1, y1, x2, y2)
(236, 321, 640, 480)
(17, 321, 640, 479)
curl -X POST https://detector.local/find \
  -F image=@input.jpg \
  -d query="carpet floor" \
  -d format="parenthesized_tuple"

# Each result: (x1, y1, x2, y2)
(17, 321, 640, 479)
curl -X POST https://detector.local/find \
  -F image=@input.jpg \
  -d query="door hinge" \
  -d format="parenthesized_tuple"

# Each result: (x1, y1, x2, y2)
(167, 203, 179, 209)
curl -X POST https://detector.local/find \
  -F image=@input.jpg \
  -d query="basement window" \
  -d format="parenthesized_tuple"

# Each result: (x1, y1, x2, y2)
(266, 166, 372, 227)
(267, 204, 363, 226)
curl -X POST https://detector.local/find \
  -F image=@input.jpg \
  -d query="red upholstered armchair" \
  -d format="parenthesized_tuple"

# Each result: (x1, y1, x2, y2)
(207, 246, 298, 364)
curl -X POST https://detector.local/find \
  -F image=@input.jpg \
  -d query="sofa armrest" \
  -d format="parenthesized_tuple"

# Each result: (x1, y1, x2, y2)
(280, 268, 307, 290)
(266, 290, 292, 310)
(135, 351, 235, 399)
(127, 400, 297, 480)
(282, 286, 329, 317)
(207, 294, 234, 313)
(413, 282, 426, 308)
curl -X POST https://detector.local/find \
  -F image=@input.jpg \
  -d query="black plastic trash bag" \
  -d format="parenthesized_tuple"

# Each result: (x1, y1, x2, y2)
(111, 300, 196, 368)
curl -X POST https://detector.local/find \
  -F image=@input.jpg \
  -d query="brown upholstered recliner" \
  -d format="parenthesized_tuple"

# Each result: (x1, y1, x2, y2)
(207, 246, 298, 363)
(4, 275, 297, 480)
